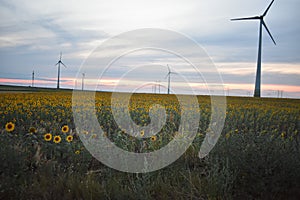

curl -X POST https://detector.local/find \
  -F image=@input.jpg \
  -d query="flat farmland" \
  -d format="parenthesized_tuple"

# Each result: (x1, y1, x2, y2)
(1, 91, 299, 199)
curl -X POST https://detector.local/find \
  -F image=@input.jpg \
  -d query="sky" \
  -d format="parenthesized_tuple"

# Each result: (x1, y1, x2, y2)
(0, 0, 299, 98)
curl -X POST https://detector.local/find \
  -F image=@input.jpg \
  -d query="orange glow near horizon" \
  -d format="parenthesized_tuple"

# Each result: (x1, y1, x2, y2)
(0, 77, 299, 98)
(224, 83, 300, 93)
(0, 78, 53, 85)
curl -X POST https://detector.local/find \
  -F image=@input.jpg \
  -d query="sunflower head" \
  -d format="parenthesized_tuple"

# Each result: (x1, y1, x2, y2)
(44, 133, 52, 141)
(61, 125, 69, 133)
(140, 130, 145, 137)
(83, 130, 89, 135)
(5, 122, 15, 132)
(103, 132, 108, 137)
(225, 133, 230, 139)
(151, 135, 157, 142)
(53, 135, 62, 143)
(29, 127, 37, 134)
(75, 150, 80, 155)
(66, 135, 73, 142)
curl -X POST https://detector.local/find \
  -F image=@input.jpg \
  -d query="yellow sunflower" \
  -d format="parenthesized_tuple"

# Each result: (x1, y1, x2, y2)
(140, 130, 145, 137)
(61, 125, 69, 133)
(29, 127, 37, 133)
(5, 122, 15, 132)
(75, 150, 80, 154)
(53, 135, 62, 143)
(83, 130, 89, 135)
(151, 135, 157, 142)
(44, 133, 52, 141)
(66, 135, 73, 142)
(225, 133, 230, 139)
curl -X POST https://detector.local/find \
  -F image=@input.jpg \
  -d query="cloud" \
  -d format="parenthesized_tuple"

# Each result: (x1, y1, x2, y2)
(0, 0, 299, 98)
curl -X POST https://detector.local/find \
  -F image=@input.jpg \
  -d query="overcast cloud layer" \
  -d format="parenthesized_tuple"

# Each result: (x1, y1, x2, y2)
(0, 0, 299, 98)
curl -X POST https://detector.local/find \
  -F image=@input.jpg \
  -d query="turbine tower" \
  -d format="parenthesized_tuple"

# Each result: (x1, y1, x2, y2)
(82, 72, 85, 91)
(55, 52, 67, 89)
(32, 70, 34, 87)
(231, 0, 276, 97)
(165, 64, 177, 94)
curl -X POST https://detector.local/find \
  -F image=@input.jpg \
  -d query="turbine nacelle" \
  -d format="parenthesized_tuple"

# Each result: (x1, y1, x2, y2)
(231, 0, 276, 45)
(55, 52, 67, 68)
(165, 64, 177, 78)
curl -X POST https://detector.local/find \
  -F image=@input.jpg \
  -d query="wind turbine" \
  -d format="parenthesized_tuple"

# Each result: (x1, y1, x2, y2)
(55, 52, 67, 89)
(32, 70, 34, 87)
(231, 0, 276, 97)
(165, 64, 177, 94)
(81, 72, 85, 91)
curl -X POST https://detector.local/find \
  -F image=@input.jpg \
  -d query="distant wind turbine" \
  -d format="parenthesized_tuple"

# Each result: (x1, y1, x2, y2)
(82, 72, 85, 91)
(231, 0, 276, 97)
(32, 70, 34, 87)
(158, 80, 161, 94)
(55, 52, 67, 89)
(165, 64, 177, 94)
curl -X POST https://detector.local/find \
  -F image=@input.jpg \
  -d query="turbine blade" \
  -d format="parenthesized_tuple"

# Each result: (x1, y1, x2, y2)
(231, 16, 260, 21)
(165, 72, 170, 79)
(61, 62, 67, 68)
(55, 62, 59, 66)
(262, 20, 276, 45)
(167, 64, 170, 72)
(60, 52, 62, 60)
(263, 0, 275, 17)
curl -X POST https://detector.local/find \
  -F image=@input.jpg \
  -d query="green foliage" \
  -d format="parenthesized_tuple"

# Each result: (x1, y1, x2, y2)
(0, 92, 299, 199)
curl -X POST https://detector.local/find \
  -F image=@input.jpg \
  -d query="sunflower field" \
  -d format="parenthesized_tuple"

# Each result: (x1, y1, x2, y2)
(0, 91, 300, 199)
